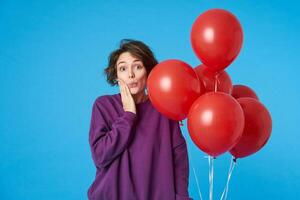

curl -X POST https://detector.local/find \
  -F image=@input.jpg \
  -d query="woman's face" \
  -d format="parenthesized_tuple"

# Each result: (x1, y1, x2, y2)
(116, 52, 147, 95)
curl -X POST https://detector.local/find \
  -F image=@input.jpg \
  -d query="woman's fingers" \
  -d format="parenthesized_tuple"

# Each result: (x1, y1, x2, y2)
(117, 78, 136, 114)
(117, 79, 123, 97)
(123, 82, 131, 97)
(118, 78, 130, 97)
(118, 79, 128, 103)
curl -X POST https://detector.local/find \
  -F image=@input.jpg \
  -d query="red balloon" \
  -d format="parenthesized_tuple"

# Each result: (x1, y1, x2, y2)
(191, 9, 243, 72)
(147, 59, 203, 121)
(230, 98, 272, 159)
(194, 64, 232, 94)
(232, 84, 259, 100)
(187, 92, 244, 157)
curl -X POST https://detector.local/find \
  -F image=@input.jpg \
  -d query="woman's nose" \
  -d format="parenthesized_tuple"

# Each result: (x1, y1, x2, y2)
(128, 71, 135, 79)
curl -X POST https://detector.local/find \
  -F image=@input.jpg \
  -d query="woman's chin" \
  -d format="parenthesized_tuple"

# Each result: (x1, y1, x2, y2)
(131, 88, 146, 96)
(129, 87, 139, 94)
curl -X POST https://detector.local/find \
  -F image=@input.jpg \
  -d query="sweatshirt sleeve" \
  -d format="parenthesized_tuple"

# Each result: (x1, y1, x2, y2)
(89, 98, 137, 169)
(172, 121, 193, 200)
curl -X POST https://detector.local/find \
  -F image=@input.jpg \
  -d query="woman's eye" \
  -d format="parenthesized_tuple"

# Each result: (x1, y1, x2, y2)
(119, 67, 126, 71)
(136, 65, 143, 69)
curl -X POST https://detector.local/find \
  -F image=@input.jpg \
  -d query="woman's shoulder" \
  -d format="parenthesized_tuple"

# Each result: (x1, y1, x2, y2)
(92, 93, 122, 114)
(93, 93, 120, 105)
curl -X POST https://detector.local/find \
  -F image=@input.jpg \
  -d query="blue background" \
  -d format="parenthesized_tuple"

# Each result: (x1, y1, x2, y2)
(1, 0, 299, 199)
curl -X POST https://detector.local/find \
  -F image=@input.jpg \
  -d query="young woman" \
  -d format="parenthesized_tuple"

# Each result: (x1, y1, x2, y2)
(87, 39, 192, 200)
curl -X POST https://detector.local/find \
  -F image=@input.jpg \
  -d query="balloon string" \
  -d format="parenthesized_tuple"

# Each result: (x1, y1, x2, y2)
(182, 128, 203, 200)
(214, 73, 219, 92)
(225, 157, 236, 200)
(220, 156, 237, 200)
(192, 165, 203, 200)
(214, 76, 217, 92)
(208, 156, 215, 200)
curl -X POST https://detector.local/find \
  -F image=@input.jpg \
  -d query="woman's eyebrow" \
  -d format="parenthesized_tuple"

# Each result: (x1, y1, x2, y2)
(117, 61, 125, 66)
(117, 59, 141, 66)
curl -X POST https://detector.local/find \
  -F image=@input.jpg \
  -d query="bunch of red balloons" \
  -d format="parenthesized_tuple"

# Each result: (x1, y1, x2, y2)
(147, 9, 272, 160)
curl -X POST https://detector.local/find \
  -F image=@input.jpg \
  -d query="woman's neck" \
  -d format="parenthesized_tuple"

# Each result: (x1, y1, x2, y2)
(132, 91, 148, 104)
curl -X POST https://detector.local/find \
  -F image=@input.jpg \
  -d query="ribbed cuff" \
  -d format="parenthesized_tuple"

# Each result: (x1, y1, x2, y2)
(123, 111, 137, 123)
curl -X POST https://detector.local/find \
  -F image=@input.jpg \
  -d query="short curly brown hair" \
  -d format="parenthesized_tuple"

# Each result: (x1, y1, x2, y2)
(104, 39, 158, 86)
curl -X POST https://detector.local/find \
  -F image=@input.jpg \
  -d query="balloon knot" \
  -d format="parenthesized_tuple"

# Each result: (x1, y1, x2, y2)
(179, 120, 184, 126)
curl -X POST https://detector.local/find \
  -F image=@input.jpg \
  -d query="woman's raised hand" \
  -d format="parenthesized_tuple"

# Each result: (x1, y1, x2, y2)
(117, 78, 136, 114)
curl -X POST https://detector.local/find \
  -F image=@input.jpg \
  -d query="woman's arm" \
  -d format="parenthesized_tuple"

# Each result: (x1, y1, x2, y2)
(172, 121, 193, 200)
(89, 98, 137, 169)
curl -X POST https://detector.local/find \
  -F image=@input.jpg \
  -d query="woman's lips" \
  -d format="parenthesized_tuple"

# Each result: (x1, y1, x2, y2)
(128, 83, 138, 88)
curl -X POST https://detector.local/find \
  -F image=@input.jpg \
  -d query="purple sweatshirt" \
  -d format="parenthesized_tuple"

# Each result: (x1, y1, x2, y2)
(87, 93, 192, 200)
